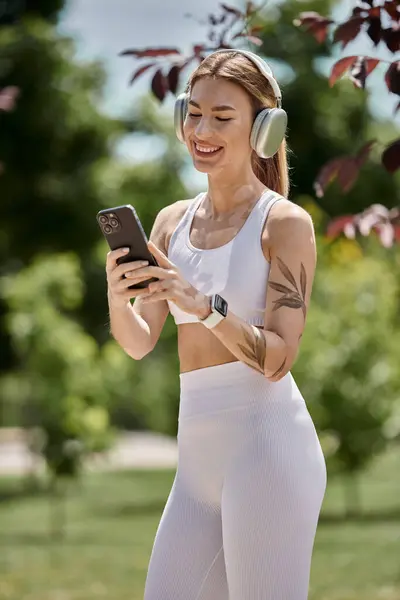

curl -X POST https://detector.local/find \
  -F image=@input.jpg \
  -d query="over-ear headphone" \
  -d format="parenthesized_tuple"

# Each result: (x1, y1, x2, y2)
(174, 48, 287, 159)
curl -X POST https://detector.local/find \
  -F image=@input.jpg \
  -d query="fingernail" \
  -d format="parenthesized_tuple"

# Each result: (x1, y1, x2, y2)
(122, 248, 129, 253)
(141, 261, 149, 266)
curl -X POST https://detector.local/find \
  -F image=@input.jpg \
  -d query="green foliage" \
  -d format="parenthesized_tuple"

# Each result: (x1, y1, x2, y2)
(293, 222, 400, 475)
(0, 253, 114, 477)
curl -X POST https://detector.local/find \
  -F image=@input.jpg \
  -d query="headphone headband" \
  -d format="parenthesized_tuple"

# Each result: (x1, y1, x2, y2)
(174, 47, 287, 159)
(206, 49, 282, 107)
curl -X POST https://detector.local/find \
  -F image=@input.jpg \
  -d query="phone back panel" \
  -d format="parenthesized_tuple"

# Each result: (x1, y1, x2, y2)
(97, 205, 156, 263)
(97, 205, 158, 289)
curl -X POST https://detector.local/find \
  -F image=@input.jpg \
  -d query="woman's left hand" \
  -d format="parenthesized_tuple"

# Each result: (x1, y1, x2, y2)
(128, 241, 211, 319)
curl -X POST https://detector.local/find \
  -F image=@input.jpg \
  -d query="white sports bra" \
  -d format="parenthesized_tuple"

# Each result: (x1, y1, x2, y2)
(167, 189, 282, 326)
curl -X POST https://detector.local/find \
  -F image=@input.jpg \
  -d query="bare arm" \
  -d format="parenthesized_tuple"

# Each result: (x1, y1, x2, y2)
(107, 206, 172, 360)
(203, 202, 317, 381)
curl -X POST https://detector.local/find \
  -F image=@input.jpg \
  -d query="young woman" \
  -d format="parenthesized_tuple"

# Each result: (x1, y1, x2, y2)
(106, 49, 327, 600)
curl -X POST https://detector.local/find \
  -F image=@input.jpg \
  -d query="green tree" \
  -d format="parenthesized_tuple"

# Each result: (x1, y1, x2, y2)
(293, 212, 400, 513)
(0, 18, 125, 379)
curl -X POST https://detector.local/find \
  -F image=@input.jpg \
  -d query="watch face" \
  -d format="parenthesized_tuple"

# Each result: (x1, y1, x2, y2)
(213, 294, 228, 317)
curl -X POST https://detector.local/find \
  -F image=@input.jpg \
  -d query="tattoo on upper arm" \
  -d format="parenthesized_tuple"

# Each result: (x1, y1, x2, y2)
(270, 357, 286, 379)
(237, 326, 266, 374)
(268, 257, 307, 320)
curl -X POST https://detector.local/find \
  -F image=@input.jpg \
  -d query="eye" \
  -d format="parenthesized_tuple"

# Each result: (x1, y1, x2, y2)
(187, 113, 232, 122)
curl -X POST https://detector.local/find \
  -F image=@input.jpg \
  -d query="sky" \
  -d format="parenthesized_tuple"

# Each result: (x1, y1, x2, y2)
(57, 0, 399, 192)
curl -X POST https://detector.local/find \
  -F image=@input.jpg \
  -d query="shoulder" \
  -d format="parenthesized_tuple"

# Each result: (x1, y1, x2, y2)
(266, 198, 314, 239)
(150, 198, 193, 254)
(262, 197, 315, 259)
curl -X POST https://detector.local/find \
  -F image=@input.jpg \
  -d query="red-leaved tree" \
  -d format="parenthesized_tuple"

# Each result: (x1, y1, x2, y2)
(120, 1, 400, 245)
(294, 1, 400, 245)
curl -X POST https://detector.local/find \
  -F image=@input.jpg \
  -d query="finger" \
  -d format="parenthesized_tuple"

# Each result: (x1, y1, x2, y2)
(121, 286, 150, 299)
(112, 259, 149, 281)
(114, 275, 151, 293)
(147, 241, 174, 269)
(106, 247, 130, 271)
(140, 290, 173, 303)
(125, 265, 172, 281)
(146, 278, 174, 294)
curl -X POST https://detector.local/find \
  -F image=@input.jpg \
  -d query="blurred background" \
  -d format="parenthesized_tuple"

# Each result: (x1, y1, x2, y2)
(0, 0, 399, 599)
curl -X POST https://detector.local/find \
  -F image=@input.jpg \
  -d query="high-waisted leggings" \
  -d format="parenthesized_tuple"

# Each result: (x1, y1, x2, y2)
(144, 361, 327, 600)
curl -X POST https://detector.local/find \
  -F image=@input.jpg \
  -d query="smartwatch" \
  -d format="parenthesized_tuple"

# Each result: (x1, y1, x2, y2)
(199, 294, 228, 329)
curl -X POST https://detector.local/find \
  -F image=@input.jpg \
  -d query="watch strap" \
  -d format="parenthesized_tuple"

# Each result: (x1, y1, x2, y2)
(199, 294, 227, 329)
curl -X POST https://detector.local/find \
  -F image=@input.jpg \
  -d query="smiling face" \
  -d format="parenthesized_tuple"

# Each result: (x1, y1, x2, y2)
(183, 77, 255, 176)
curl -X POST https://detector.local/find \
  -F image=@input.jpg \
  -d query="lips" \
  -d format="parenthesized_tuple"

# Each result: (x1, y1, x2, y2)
(193, 141, 223, 158)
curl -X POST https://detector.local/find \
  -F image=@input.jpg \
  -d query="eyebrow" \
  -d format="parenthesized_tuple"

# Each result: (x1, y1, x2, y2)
(188, 100, 236, 112)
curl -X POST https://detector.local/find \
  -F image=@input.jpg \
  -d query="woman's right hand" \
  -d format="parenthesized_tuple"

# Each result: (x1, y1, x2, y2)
(106, 247, 151, 309)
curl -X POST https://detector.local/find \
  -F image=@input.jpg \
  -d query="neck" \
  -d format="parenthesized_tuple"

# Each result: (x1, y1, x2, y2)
(206, 164, 266, 217)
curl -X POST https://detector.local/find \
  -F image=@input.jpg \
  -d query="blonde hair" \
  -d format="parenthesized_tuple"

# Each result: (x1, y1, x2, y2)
(186, 51, 290, 198)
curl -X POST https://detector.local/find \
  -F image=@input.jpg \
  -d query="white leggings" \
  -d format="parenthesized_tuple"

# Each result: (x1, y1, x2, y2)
(144, 361, 327, 600)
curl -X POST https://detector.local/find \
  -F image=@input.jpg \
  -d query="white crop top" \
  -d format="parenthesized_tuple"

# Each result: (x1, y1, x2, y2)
(167, 189, 282, 326)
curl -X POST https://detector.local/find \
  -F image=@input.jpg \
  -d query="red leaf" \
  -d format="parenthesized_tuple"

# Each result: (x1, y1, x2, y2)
(314, 157, 344, 197)
(151, 69, 168, 102)
(355, 140, 376, 166)
(336, 157, 361, 192)
(193, 44, 206, 57)
(294, 11, 327, 25)
(326, 215, 355, 239)
(352, 6, 367, 17)
(383, 1, 400, 20)
(233, 32, 263, 46)
(333, 16, 365, 49)
(367, 16, 382, 46)
(385, 61, 400, 95)
(314, 142, 373, 197)
(293, 11, 334, 43)
(220, 3, 245, 18)
(349, 57, 380, 88)
(329, 56, 358, 86)
(382, 27, 400, 53)
(129, 63, 156, 85)
(368, 6, 382, 19)
(382, 139, 400, 173)
(246, 35, 263, 46)
(120, 47, 181, 58)
(167, 64, 181, 95)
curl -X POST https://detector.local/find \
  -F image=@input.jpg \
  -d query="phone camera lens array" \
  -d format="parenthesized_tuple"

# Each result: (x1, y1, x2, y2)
(99, 212, 121, 234)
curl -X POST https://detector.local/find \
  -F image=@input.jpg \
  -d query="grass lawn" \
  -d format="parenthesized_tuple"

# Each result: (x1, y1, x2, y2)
(0, 446, 399, 600)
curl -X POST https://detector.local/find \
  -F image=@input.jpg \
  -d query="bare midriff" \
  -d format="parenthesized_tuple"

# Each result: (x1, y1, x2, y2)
(176, 322, 263, 373)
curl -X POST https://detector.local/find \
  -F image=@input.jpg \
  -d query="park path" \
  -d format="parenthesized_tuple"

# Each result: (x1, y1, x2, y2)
(0, 429, 178, 475)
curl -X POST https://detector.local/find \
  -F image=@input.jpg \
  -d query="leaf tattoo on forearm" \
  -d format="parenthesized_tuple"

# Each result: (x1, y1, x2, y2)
(237, 326, 266, 374)
(269, 258, 307, 319)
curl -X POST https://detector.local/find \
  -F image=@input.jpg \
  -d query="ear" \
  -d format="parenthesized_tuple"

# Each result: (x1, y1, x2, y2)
(147, 240, 174, 268)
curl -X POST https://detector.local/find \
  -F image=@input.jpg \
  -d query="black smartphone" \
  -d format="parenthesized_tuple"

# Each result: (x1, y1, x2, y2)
(96, 204, 158, 290)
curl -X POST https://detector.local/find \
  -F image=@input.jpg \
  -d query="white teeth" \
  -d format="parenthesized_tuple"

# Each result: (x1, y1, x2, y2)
(195, 143, 221, 153)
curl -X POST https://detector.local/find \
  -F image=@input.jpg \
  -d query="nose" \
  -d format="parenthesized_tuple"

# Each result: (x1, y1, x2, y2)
(194, 117, 214, 140)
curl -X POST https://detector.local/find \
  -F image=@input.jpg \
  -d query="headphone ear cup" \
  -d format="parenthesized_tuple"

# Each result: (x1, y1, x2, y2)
(250, 108, 288, 159)
(174, 93, 188, 143)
